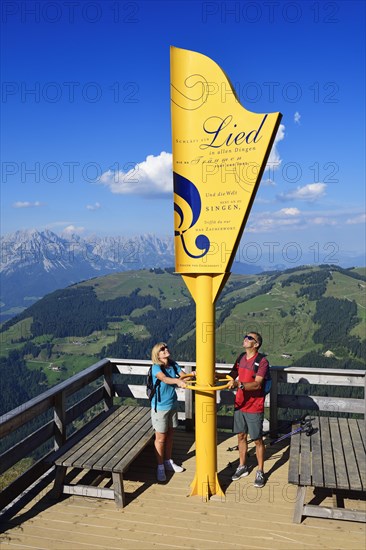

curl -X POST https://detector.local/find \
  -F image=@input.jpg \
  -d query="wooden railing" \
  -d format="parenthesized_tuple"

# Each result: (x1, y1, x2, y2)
(268, 366, 366, 433)
(0, 358, 365, 513)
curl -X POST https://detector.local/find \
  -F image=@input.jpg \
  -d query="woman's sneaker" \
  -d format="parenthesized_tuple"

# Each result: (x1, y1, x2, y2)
(157, 465, 166, 482)
(254, 470, 265, 488)
(231, 465, 249, 481)
(164, 459, 184, 473)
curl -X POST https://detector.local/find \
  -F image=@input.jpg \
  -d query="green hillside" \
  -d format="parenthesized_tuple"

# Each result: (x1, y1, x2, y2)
(84, 268, 191, 308)
(1, 265, 365, 415)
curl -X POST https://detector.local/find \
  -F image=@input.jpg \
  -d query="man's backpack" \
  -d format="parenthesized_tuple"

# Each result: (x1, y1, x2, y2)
(146, 363, 179, 411)
(237, 352, 272, 395)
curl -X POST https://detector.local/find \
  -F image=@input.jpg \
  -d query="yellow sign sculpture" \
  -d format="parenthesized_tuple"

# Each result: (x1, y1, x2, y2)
(171, 46, 282, 499)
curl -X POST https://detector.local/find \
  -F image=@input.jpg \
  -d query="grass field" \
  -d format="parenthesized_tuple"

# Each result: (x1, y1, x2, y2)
(0, 318, 34, 356)
(216, 279, 320, 365)
(1, 266, 365, 381)
(80, 270, 191, 309)
(26, 353, 97, 386)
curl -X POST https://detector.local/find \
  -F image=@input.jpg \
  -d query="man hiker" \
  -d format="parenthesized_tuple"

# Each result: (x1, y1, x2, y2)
(227, 331, 269, 488)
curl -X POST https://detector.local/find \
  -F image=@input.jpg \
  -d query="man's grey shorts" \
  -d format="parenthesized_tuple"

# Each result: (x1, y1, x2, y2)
(233, 410, 264, 440)
(151, 409, 179, 433)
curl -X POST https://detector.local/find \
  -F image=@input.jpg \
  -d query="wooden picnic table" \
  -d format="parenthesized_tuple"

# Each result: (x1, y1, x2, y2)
(288, 416, 365, 523)
(51, 405, 154, 508)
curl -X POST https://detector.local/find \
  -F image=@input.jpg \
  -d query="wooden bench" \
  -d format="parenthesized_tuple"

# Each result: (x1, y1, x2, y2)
(51, 405, 154, 508)
(288, 416, 366, 523)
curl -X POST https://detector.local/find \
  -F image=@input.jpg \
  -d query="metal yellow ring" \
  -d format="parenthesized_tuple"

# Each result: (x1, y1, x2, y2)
(185, 375, 232, 392)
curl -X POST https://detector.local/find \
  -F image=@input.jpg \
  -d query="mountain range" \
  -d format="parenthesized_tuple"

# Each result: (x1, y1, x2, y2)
(0, 229, 175, 321)
(1, 229, 365, 322)
(0, 229, 262, 321)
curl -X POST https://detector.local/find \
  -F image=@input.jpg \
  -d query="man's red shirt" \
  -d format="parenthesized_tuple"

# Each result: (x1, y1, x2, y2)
(232, 352, 269, 413)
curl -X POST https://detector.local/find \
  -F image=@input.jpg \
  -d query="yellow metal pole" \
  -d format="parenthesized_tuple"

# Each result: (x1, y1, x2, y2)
(184, 274, 226, 500)
(171, 48, 282, 501)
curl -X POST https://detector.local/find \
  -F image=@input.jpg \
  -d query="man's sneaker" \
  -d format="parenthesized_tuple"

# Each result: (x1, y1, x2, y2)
(231, 465, 249, 481)
(254, 470, 265, 488)
(157, 465, 166, 482)
(164, 459, 184, 473)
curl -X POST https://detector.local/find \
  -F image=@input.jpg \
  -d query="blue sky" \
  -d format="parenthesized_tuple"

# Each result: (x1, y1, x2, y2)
(1, 0, 365, 267)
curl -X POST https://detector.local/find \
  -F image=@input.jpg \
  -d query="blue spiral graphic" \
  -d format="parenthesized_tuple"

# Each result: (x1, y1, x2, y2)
(173, 172, 210, 259)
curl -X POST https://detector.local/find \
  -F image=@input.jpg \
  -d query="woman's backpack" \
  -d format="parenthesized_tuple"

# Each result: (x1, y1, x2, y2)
(146, 363, 179, 411)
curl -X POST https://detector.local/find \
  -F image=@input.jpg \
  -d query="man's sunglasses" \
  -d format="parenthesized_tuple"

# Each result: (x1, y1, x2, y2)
(243, 335, 257, 343)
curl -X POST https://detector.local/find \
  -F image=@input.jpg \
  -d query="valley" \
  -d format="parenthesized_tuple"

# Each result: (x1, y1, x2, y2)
(0, 265, 365, 415)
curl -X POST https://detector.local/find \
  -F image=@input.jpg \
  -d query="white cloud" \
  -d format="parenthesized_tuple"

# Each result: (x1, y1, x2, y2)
(346, 213, 366, 225)
(98, 130, 285, 199)
(278, 207, 301, 216)
(62, 225, 85, 235)
(99, 152, 173, 196)
(247, 207, 303, 233)
(266, 123, 285, 170)
(277, 183, 326, 202)
(46, 221, 74, 228)
(312, 217, 336, 226)
(263, 178, 276, 186)
(86, 202, 101, 211)
(294, 112, 301, 124)
(245, 204, 365, 235)
(247, 216, 302, 233)
(13, 201, 44, 208)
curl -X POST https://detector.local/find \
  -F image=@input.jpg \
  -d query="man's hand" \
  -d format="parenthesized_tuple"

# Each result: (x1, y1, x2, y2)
(227, 378, 236, 390)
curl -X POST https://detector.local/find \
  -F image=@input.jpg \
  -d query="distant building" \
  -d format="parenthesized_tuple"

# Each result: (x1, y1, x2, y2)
(281, 353, 292, 358)
(50, 364, 61, 371)
(324, 350, 335, 358)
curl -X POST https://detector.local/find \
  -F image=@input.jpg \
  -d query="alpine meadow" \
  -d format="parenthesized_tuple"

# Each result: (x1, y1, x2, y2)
(1, 264, 365, 416)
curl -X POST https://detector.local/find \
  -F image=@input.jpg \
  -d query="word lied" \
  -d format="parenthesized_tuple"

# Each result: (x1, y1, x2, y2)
(200, 114, 267, 149)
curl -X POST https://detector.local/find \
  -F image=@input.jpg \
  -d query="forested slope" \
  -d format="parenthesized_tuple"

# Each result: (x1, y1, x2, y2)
(1, 265, 365, 415)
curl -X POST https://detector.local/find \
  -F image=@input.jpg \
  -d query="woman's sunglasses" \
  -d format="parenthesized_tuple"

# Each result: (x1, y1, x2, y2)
(159, 345, 169, 352)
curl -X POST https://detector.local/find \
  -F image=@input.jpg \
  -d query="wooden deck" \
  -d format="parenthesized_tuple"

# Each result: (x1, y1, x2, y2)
(1, 430, 365, 550)
(288, 417, 366, 523)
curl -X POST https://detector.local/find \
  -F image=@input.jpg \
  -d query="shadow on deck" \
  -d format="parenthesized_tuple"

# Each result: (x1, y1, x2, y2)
(1, 430, 365, 550)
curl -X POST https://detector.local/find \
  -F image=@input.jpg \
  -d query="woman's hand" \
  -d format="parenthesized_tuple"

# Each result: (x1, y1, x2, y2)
(180, 370, 195, 379)
(177, 379, 187, 389)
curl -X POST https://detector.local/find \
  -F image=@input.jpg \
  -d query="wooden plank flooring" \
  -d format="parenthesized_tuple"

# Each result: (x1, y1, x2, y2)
(1, 430, 365, 549)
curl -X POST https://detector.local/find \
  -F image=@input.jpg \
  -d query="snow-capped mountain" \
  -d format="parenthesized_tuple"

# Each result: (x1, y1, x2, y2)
(6, 228, 362, 323)
(0, 229, 175, 320)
